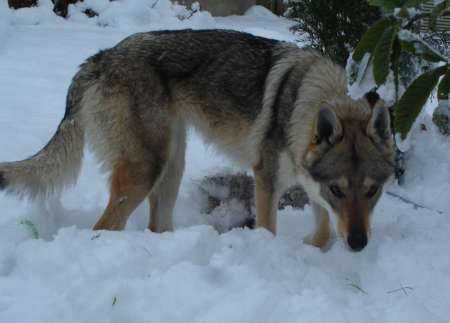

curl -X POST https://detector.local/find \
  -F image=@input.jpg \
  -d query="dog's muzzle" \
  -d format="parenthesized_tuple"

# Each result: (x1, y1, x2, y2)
(347, 231, 368, 252)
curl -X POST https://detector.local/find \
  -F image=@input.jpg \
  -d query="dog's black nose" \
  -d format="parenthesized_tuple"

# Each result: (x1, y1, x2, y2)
(347, 232, 367, 252)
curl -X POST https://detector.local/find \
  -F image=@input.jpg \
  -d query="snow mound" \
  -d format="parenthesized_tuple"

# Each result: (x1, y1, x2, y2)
(244, 5, 279, 19)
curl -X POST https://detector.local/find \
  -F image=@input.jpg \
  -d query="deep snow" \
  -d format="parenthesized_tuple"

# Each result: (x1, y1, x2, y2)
(0, 1, 450, 322)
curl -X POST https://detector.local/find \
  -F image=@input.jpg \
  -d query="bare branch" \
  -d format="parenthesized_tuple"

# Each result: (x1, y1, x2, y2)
(386, 191, 444, 214)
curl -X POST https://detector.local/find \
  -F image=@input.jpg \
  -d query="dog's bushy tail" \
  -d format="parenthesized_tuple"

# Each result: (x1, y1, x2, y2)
(0, 67, 93, 199)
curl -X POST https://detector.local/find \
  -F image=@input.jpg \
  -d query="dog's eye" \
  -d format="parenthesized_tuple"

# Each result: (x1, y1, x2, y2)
(366, 185, 379, 198)
(329, 185, 345, 198)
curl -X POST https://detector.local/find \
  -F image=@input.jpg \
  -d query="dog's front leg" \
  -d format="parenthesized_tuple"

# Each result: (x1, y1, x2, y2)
(253, 161, 279, 235)
(303, 202, 331, 250)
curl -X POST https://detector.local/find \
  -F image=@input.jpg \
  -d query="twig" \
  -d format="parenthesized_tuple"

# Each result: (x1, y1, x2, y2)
(387, 285, 414, 295)
(346, 278, 368, 295)
(151, 0, 159, 9)
(141, 247, 152, 256)
(348, 283, 368, 295)
(183, 8, 198, 20)
(386, 191, 444, 214)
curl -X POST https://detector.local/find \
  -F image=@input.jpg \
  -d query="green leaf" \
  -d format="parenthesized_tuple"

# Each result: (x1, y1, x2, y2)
(430, 0, 450, 30)
(438, 69, 450, 100)
(373, 25, 398, 85)
(353, 18, 395, 62)
(395, 66, 448, 139)
(392, 37, 402, 102)
(399, 30, 447, 63)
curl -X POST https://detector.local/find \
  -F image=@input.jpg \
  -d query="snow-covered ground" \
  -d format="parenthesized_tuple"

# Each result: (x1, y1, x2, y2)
(0, 1, 450, 322)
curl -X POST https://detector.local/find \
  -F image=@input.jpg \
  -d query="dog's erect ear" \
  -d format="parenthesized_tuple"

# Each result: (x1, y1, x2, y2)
(314, 107, 342, 145)
(364, 91, 380, 109)
(367, 106, 391, 144)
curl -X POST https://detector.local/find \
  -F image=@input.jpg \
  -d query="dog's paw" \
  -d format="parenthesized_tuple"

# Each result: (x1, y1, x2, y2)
(303, 231, 335, 252)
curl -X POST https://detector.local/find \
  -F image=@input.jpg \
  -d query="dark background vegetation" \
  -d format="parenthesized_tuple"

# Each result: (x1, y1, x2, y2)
(286, 0, 381, 66)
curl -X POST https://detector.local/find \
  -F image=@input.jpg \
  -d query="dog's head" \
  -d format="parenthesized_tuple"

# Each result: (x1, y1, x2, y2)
(302, 92, 395, 251)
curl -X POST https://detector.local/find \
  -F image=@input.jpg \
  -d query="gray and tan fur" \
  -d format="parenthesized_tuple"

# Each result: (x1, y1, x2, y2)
(0, 30, 395, 251)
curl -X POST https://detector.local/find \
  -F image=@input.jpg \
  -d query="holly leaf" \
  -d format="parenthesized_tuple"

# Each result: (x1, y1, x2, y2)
(353, 18, 395, 62)
(395, 66, 447, 139)
(373, 25, 398, 85)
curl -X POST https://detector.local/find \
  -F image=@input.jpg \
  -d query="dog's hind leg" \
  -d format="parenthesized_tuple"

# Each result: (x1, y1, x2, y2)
(93, 160, 156, 231)
(253, 151, 279, 235)
(89, 89, 172, 231)
(149, 120, 186, 233)
(303, 203, 331, 250)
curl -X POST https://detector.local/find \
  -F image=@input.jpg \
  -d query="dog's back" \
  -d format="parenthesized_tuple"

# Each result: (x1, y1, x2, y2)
(86, 30, 286, 164)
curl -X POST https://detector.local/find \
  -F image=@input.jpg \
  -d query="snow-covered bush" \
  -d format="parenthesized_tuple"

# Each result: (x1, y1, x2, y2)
(348, 0, 450, 140)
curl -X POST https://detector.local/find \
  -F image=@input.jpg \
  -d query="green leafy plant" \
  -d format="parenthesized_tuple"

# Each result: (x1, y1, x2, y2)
(348, 0, 450, 140)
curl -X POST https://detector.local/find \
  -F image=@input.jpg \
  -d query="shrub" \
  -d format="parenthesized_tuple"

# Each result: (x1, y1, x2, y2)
(286, 0, 381, 66)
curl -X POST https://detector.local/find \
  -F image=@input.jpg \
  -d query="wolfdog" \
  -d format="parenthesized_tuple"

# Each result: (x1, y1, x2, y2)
(0, 30, 395, 251)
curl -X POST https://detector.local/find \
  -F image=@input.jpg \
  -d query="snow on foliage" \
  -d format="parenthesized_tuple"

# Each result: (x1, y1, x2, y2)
(348, 1, 450, 142)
